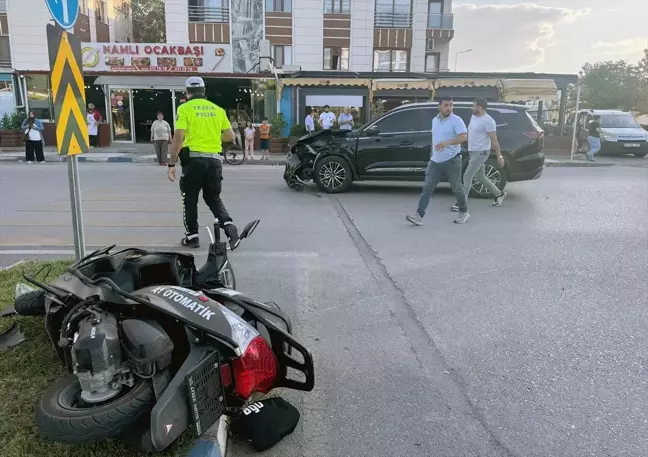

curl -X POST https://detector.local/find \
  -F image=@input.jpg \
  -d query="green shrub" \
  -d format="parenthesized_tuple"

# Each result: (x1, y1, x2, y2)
(269, 113, 287, 137)
(290, 124, 306, 136)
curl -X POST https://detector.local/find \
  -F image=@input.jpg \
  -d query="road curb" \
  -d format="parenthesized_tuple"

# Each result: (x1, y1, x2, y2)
(545, 159, 613, 168)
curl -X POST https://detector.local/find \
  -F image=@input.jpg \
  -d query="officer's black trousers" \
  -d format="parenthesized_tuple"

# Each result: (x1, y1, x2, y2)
(180, 157, 232, 236)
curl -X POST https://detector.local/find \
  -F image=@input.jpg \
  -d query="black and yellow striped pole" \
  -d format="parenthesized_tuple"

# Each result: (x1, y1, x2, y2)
(46, 24, 88, 259)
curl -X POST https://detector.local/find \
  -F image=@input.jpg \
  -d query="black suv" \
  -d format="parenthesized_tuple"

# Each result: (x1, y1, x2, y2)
(284, 102, 545, 196)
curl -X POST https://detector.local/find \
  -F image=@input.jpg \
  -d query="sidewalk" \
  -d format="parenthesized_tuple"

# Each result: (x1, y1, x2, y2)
(0, 145, 287, 165)
(1, 146, 646, 168)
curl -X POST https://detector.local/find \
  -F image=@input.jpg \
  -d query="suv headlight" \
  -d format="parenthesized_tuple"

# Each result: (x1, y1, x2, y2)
(600, 133, 616, 142)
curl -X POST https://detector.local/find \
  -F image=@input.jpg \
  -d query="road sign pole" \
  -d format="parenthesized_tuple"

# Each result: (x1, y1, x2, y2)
(66, 155, 86, 259)
(46, 24, 90, 260)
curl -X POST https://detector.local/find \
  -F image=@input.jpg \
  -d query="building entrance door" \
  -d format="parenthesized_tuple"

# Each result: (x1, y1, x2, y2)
(109, 88, 133, 142)
(132, 89, 173, 142)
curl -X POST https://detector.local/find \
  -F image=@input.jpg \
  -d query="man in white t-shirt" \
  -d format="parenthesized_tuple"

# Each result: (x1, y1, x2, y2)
(453, 98, 506, 211)
(305, 107, 315, 133)
(318, 105, 336, 130)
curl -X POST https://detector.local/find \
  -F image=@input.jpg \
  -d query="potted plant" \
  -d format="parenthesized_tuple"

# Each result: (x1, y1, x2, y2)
(269, 113, 289, 154)
(0, 111, 26, 148)
(288, 123, 306, 148)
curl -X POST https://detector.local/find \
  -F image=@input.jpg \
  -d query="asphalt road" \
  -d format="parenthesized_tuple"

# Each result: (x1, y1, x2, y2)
(1, 162, 647, 457)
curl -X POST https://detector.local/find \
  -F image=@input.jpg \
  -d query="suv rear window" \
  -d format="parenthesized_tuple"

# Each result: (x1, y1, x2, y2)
(453, 107, 537, 132)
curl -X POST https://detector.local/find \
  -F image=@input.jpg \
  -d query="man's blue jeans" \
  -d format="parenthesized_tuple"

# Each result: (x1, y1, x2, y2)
(417, 155, 467, 217)
(587, 136, 601, 160)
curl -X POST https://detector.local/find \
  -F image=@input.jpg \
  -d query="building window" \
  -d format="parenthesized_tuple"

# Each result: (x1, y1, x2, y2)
(425, 52, 440, 72)
(374, 0, 412, 28)
(79, 0, 89, 15)
(324, 0, 350, 14)
(373, 49, 409, 71)
(189, 0, 228, 22)
(95, 0, 107, 23)
(266, 0, 291, 12)
(323, 47, 349, 70)
(272, 45, 292, 68)
(428, 0, 453, 28)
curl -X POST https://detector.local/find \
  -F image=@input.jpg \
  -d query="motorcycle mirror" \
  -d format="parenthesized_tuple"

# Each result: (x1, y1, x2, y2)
(205, 226, 215, 244)
(240, 219, 260, 240)
(15, 282, 37, 300)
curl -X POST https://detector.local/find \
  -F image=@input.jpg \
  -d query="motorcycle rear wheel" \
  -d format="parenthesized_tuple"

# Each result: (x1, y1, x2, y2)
(36, 374, 154, 443)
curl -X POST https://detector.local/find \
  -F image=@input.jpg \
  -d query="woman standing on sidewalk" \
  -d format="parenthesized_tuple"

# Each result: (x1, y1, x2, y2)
(151, 112, 173, 165)
(244, 121, 255, 160)
(22, 111, 45, 164)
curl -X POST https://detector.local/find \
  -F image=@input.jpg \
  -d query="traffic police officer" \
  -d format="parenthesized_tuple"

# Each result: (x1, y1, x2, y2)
(167, 76, 239, 248)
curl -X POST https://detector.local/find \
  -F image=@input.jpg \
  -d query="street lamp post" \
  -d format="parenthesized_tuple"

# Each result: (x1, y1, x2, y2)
(454, 49, 473, 72)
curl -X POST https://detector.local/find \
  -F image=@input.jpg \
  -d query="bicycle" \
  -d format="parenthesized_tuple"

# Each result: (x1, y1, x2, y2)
(223, 141, 245, 165)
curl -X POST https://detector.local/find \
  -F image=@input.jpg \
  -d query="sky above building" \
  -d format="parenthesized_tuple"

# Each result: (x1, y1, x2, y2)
(451, 0, 648, 74)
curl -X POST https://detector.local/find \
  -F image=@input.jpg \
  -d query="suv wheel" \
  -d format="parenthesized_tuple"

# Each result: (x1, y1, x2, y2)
(314, 156, 352, 193)
(469, 158, 508, 199)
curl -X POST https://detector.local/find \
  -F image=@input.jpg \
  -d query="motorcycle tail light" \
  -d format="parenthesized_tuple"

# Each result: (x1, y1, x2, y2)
(232, 336, 278, 399)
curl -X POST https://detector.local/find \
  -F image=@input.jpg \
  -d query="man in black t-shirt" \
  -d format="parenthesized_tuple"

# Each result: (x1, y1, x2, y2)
(587, 115, 601, 162)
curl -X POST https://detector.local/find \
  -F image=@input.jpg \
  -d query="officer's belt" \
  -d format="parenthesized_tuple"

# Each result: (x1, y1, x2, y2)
(189, 152, 223, 160)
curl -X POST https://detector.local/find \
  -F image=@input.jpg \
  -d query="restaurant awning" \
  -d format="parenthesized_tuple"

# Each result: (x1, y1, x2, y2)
(372, 80, 432, 91)
(501, 79, 559, 103)
(93, 76, 188, 89)
(434, 78, 501, 89)
(281, 78, 371, 88)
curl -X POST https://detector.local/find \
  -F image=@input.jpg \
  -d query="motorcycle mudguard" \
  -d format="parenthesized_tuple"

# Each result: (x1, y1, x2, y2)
(132, 286, 235, 347)
(149, 329, 215, 451)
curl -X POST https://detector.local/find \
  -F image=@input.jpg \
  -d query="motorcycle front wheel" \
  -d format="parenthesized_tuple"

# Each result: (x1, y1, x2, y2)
(36, 374, 154, 443)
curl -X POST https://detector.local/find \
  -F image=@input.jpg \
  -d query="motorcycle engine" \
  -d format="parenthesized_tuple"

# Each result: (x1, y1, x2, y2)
(71, 312, 123, 403)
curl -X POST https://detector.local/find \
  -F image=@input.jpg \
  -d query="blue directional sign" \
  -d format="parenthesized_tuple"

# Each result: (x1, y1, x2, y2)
(44, 0, 80, 30)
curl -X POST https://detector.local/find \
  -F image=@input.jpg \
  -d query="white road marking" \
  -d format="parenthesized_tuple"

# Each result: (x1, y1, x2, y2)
(0, 260, 25, 270)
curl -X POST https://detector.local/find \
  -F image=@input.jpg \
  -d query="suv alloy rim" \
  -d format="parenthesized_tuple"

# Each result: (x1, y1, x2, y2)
(472, 165, 501, 194)
(320, 162, 346, 189)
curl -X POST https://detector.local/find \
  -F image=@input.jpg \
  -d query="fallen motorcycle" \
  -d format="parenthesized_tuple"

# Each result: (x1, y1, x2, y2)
(18, 220, 314, 452)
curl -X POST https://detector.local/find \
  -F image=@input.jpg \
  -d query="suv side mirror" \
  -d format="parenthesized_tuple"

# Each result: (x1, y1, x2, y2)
(364, 126, 379, 136)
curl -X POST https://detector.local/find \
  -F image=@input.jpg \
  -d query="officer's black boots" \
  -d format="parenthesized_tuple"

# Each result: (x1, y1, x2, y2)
(181, 234, 200, 248)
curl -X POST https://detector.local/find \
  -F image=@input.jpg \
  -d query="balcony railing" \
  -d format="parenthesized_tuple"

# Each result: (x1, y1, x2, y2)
(374, 11, 412, 28)
(427, 13, 453, 29)
(0, 35, 10, 67)
(188, 5, 230, 23)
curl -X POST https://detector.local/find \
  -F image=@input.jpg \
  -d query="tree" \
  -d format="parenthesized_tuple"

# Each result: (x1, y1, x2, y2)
(130, 0, 166, 43)
(578, 60, 643, 111)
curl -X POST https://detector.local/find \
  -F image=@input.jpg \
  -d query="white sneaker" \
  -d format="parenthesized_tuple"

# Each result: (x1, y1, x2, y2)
(454, 212, 470, 224)
(26, 161, 33, 164)
(406, 213, 424, 226)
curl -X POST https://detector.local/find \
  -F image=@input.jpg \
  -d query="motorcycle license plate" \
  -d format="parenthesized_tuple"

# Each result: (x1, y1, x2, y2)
(624, 143, 640, 148)
(185, 351, 225, 437)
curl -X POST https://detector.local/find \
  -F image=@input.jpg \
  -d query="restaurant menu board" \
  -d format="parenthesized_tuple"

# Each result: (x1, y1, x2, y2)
(81, 43, 232, 73)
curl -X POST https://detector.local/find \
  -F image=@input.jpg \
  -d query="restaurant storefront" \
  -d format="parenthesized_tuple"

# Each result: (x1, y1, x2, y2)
(370, 80, 433, 118)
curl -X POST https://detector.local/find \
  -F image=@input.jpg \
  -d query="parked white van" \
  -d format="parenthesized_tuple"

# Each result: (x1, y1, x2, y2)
(570, 109, 648, 157)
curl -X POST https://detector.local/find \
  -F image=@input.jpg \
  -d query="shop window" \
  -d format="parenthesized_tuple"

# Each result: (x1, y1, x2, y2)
(272, 45, 292, 68)
(251, 79, 277, 123)
(324, 0, 350, 14)
(373, 49, 409, 72)
(305, 94, 365, 127)
(425, 52, 440, 72)
(25, 74, 54, 121)
(95, 0, 107, 23)
(324, 47, 349, 70)
(266, 0, 291, 12)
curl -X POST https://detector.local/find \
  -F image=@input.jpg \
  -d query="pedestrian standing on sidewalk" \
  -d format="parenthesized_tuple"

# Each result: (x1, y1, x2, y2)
(586, 115, 601, 162)
(406, 96, 469, 226)
(230, 116, 242, 147)
(22, 111, 45, 164)
(151, 111, 172, 165)
(452, 98, 506, 211)
(337, 107, 354, 131)
(319, 105, 336, 130)
(244, 121, 255, 160)
(305, 107, 315, 134)
(87, 103, 102, 147)
(259, 118, 271, 160)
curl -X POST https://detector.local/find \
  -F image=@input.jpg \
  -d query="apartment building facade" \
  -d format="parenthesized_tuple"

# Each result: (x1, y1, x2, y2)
(0, 0, 456, 142)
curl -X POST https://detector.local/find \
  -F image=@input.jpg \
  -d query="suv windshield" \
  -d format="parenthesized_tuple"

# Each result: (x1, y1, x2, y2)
(600, 115, 640, 128)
